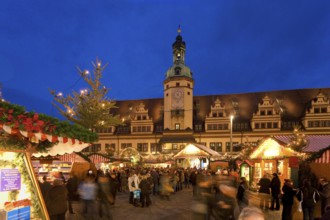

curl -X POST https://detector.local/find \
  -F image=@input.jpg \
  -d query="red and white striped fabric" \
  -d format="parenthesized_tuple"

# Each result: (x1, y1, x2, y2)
(88, 154, 110, 164)
(314, 149, 330, 163)
(56, 153, 87, 163)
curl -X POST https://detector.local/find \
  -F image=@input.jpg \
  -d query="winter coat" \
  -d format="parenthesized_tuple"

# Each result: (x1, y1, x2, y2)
(297, 186, 320, 208)
(270, 176, 281, 196)
(128, 174, 140, 192)
(45, 185, 68, 216)
(78, 180, 98, 200)
(281, 184, 296, 205)
(66, 176, 79, 200)
(258, 177, 271, 194)
(39, 181, 52, 198)
(139, 176, 151, 194)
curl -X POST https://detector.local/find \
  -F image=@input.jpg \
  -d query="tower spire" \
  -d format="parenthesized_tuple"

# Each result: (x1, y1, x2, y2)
(178, 25, 181, 35)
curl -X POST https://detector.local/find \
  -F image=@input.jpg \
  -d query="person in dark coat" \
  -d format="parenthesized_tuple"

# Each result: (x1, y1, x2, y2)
(39, 175, 52, 199)
(281, 179, 297, 220)
(109, 172, 119, 204)
(297, 179, 320, 220)
(190, 169, 198, 197)
(66, 173, 79, 214)
(45, 179, 68, 220)
(97, 173, 113, 219)
(258, 174, 271, 210)
(270, 173, 281, 211)
(139, 172, 152, 208)
(237, 177, 249, 211)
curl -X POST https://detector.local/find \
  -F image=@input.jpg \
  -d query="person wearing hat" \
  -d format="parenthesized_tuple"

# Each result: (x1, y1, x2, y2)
(45, 179, 68, 220)
(270, 173, 281, 211)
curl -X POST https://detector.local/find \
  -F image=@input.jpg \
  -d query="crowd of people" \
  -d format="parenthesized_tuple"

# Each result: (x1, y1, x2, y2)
(37, 167, 330, 220)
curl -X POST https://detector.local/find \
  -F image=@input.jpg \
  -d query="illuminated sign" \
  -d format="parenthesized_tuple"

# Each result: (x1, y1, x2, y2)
(0, 169, 21, 192)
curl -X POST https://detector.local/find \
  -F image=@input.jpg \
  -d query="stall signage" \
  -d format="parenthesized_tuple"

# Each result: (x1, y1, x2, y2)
(0, 169, 21, 191)
(7, 206, 30, 220)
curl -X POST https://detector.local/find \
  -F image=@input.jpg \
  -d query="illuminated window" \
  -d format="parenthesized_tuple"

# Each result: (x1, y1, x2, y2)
(175, 123, 180, 130)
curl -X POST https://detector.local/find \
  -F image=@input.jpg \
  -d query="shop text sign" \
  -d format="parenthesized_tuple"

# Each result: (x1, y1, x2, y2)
(0, 169, 21, 191)
(7, 206, 30, 220)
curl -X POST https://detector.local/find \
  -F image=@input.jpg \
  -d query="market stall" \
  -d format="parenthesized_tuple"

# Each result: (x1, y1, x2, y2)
(0, 101, 96, 220)
(249, 137, 300, 187)
(174, 143, 221, 170)
(32, 153, 89, 182)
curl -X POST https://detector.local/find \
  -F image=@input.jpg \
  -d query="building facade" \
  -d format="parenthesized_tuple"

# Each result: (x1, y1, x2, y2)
(86, 30, 330, 158)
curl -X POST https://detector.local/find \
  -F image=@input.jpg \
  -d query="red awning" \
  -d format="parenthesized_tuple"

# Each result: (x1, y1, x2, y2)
(314, 149, 330, 164)
(88, 154, 110, 164)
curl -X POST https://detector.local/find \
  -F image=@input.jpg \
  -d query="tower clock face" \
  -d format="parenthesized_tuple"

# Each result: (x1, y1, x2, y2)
(172, 88, 184, 108)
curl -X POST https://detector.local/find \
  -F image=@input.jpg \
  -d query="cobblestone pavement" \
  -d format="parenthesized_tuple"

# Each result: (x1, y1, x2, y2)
(65, 188, 320, 220)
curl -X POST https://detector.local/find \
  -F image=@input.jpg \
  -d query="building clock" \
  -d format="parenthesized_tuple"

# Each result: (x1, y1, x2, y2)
(172, 88, 184, 109)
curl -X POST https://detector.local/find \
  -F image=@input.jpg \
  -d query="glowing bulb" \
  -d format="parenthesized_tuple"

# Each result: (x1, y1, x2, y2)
(57, 92, 63, 97)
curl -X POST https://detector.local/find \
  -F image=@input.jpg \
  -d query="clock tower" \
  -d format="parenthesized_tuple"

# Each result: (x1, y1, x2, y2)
(163, 27, 194, 131)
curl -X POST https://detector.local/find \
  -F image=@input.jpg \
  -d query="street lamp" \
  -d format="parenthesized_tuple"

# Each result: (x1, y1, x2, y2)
(230, 115, 234, 152)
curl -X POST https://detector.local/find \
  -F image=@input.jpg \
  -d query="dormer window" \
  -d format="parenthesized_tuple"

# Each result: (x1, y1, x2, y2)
(175, 67, 181, 75)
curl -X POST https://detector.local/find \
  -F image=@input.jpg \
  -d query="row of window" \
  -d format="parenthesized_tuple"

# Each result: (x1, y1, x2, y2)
(313, 107, 328, 114)
(83, 141, 258, 153)
(132, 126, 152, 132)
(259, 110, 273, 116)
(308, 120, 330, 128)
(254, 122, 278, 129)
(136, 115, 148, 120)
(207, 123, 229, 130)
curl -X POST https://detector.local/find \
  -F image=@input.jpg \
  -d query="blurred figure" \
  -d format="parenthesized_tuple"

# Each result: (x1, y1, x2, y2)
(297, 179, 320, 220)
(139, 171, 152, 208)
(190, 169, 198, 197)
(39, 175, 51, 199)
(66, 172, 79, 214)
(320, 205, 330, 220)
(78, 175, 98, 216)
(109, 172, 119, 204)
(151, 169, 160, 195)
(128, 170, 140, 206)
(270, 173, 281, 211)
(45, 179, 68, 220)
(281, 179, 296, 220)
(121, 171, 128, 193)
(59, 171, 66, 184)
(237, 177, 249, 211)
(159, 171, 173, 200)
(319, 177, 330, 216)
(191, 171, 213, 220)
(97, 172, 113, 219)
(258, 174, 271, 210)
(184, 169, 190, 189)
(211, 175, 238, 220)
(238, 206, 265, 220)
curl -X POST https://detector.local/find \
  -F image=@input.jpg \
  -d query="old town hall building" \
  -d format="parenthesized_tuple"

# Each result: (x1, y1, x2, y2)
(88, 30, 330, 159)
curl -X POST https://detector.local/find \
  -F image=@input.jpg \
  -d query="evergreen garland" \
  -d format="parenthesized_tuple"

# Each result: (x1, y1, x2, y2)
(0, 101, 98, 152)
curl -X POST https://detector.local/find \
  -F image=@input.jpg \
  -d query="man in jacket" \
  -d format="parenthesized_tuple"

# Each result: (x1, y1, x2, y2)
(270, 173, 281, 211)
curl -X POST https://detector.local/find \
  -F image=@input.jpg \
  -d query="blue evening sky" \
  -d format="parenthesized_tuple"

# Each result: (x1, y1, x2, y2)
(1, 0, 330, 118)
